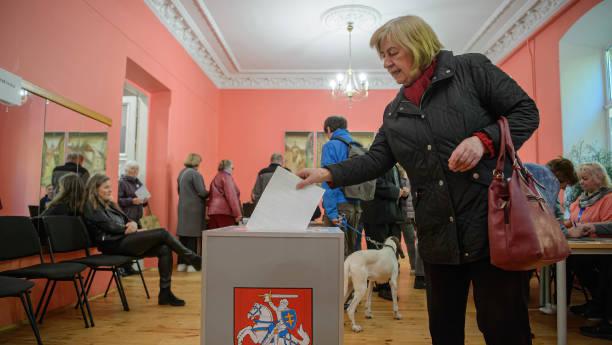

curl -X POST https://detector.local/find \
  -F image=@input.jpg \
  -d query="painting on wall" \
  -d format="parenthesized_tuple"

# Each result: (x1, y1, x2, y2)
(40, 132, 66, 187)
(315, 131, 376, 167)
(284, 132, 314, 173)
(67, 132, 108, 176)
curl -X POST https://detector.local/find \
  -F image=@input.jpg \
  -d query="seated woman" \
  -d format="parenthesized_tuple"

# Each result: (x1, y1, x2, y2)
(566, 162, 612, 321)
(41, 173, 84, 216)
(83, 173, 201, 307)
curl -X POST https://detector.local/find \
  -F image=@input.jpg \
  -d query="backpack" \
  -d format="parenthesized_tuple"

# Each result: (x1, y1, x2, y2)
(331, 137, 376, 201)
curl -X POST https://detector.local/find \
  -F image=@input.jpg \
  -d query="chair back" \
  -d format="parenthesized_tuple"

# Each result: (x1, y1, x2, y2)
(42, 216, 91, 261)
(28, 205, 40, 217)
(0, 216, 44, 261)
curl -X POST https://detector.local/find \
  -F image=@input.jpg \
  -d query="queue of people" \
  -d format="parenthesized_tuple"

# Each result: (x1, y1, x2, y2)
(28, 13, 610, 344)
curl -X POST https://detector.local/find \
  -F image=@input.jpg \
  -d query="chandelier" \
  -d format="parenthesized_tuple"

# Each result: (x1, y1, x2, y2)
(329, 21, 368, 101)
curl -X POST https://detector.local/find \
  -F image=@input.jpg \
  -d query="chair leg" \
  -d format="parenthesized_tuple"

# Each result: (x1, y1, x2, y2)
(20, 292, 44, 345)
(113, 269, 130, 311)
(77, 274, 94, 327)
(75, 268, 96, 309)
(38, 281, 57, 325)
(72, 278, 89, 328)
(135, 259, 150, 299)
(34, 280, 50, 319)
(103, 271, 114, 298)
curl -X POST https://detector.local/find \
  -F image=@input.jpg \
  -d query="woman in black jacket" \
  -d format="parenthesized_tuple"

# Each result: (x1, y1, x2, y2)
(83, 173, 201, 307)
(298, 15, 539, 345)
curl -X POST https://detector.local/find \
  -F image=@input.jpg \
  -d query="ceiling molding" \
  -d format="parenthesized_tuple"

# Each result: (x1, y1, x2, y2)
(466, 0, 569, 63)
(146, 0, 568, 90)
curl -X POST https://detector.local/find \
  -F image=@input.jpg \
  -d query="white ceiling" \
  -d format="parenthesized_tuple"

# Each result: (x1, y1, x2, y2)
(146, 0, 570, 89)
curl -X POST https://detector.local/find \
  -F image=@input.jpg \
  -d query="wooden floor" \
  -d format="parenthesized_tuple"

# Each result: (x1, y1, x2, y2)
(0, 263, 608, 345)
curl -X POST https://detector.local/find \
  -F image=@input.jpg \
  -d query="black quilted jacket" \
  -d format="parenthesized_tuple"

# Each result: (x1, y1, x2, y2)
(327, 50, 539, 265)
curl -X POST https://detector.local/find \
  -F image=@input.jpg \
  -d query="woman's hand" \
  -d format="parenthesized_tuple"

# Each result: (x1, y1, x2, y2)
(567, 225, 590, 238)
(125, 221, 139, 234)
(296, 168, 332, 189)
(235, 216, 242, 224)
(132, 198, 143, 205)
(448, 136, 485, 172)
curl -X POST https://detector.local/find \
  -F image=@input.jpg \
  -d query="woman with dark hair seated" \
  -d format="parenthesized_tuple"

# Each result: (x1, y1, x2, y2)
(41, 173, 85, 216)
(83, 173, 201, 306)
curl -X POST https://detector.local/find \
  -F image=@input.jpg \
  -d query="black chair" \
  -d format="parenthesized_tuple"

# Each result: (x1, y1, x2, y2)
(0, 216, 94, 328)
(0, 276, 43, 345)
(103, 257, 150, 300)
(42, 216, 134, 311)
(28, 205, 40, 217)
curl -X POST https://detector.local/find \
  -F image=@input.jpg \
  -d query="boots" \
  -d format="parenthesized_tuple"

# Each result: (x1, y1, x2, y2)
(158, 288, 186, 307)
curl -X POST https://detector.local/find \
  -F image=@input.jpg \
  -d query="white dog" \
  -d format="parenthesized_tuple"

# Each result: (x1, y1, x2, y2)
(343, 236, 405, 332)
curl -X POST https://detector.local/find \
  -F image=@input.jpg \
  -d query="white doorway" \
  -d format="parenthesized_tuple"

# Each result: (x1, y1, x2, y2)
(120, 83, 149, 180)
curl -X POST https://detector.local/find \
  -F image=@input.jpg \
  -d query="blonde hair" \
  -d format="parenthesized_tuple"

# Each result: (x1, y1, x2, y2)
(578, 162, 612, 188)
(184, 153, 202, 168)
(370, 15, 443, 75)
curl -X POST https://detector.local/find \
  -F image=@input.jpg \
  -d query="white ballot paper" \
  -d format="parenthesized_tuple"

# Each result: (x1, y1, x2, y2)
(247, 167, 324, 231)
(134, 184, 151, 200)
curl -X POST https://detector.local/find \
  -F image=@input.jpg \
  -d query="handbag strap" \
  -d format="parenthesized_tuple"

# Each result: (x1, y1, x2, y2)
(494, 117, 511, 179)
(494, 117, 544, 190)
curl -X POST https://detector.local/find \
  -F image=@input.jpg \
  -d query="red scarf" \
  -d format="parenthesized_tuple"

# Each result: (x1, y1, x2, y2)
(402, 60, 437, 107)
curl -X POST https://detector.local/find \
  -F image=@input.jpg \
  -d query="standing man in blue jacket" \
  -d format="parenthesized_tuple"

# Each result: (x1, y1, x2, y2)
(321, 116, 361, 256)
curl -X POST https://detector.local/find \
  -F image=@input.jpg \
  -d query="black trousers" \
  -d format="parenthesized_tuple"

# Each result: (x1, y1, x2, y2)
(363, 222, 401, 250)
(424, 259, 532, 345)
(101, 229, 195, 289)
(177, 236, 200, 265)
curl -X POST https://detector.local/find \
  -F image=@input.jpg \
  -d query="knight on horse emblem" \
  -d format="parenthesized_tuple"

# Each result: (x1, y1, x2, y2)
(236, 289, 311, 345)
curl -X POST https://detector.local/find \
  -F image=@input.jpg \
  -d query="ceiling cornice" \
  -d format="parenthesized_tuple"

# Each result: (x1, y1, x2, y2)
(145, 0, 569, 90)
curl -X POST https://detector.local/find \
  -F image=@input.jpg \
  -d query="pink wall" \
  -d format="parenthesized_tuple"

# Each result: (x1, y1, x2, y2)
(0, 95, 46, 216)
(0, 0, 600, 330)
(218, 90, 397, 199)
(0, 0, 219, 326)
(498, 0, 602, 163)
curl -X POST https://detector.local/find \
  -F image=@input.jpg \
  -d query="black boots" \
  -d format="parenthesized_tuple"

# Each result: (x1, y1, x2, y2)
(158, 288, 186, 307)
(413, 276, 426, 289)
(184, 253, 202, 271)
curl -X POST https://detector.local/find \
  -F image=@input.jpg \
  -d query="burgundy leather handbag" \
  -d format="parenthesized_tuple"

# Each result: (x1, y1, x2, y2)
(488, 117, 570, 271)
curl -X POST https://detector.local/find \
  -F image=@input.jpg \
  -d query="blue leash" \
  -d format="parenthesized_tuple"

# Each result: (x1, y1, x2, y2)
(338, 214, 384, 249)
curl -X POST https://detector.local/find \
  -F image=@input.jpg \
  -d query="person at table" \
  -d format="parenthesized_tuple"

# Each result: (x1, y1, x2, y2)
(566, 162, 612, 321)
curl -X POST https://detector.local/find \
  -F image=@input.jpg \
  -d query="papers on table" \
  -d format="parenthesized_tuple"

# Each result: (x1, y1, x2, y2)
(247, 168, 324, 231)
(135, 184, 151, 200)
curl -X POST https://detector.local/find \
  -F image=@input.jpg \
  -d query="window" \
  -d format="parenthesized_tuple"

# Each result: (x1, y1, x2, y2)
(606, 47, 612, 150)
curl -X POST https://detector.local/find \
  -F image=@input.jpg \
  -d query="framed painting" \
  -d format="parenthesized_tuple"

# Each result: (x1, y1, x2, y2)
(315, 131, 376, 167)
(67, 132, 108, 176)
(40, 132, 66, 187)
(284, 132, 314, 173)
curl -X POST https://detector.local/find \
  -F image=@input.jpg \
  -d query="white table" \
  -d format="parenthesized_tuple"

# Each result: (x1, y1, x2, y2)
(556, 240, 612, 345)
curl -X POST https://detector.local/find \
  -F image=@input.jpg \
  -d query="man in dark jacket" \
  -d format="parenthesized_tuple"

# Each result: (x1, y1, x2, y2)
(361, 165, 408, 300)
(52, 152, 90, 193)
(251, 153, 285, 203)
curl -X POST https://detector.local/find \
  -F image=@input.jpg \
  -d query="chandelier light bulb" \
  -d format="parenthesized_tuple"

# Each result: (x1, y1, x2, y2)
(328, 21, 369, 103)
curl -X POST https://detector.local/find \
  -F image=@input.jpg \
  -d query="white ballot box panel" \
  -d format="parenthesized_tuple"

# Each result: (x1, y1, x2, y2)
(202, 226, 344, 345)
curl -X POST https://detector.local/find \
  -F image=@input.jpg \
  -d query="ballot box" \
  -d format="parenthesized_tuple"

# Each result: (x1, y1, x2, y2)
(201, 226, 344, 345)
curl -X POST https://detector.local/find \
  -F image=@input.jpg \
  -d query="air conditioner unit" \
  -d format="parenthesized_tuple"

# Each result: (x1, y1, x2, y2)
(0, 68, 23, 106)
